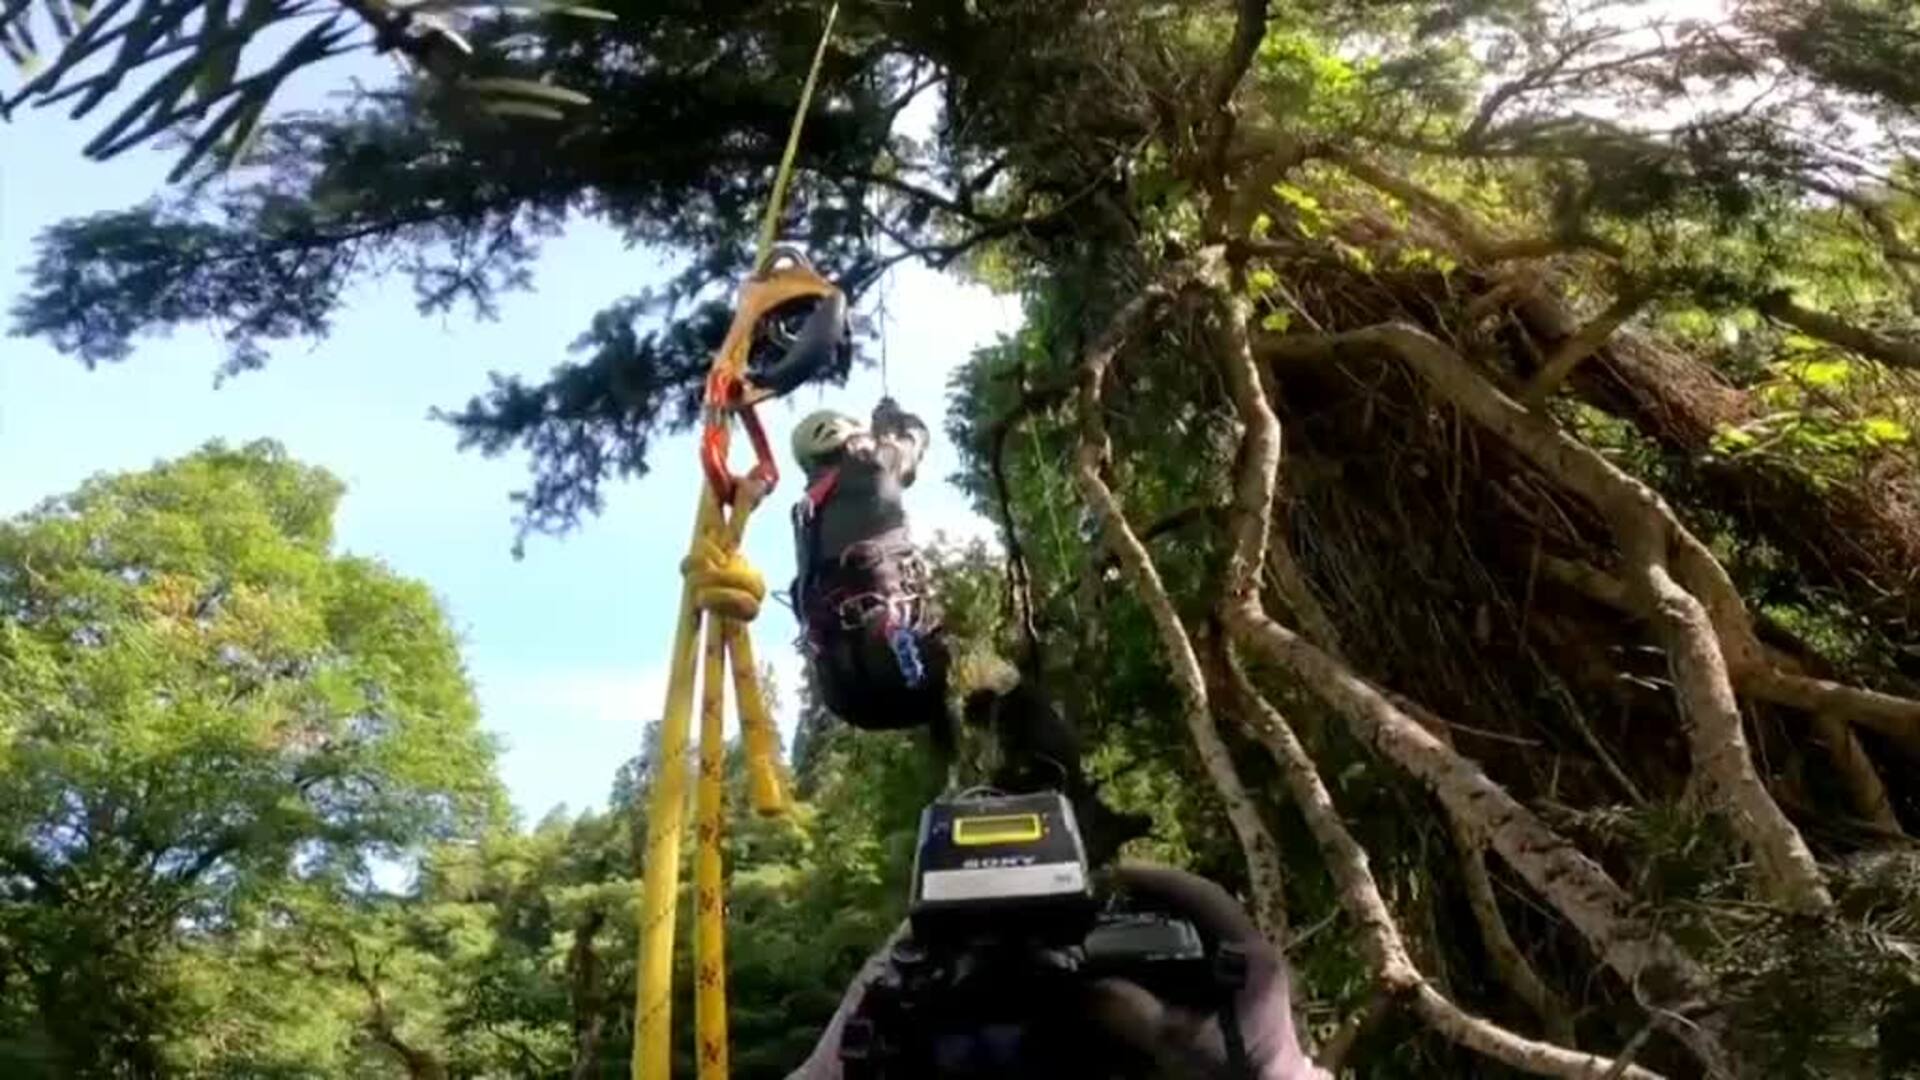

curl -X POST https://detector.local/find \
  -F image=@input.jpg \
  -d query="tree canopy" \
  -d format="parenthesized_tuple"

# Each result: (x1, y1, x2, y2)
(0, 442, 503, 1074)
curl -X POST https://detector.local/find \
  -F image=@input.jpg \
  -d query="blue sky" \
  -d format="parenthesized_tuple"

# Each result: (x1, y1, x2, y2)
(1, 55, 1015, 822)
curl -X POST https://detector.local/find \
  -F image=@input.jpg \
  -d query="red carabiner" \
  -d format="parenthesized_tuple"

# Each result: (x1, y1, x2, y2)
(700, 375, 780, 506)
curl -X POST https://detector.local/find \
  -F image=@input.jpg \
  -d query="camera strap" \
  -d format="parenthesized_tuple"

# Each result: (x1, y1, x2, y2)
(1215, 942, 1257, 1079)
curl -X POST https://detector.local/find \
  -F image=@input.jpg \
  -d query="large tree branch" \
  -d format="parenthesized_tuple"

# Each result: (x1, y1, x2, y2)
(1802, 179, 1920, 311)
(1208, 272, 1572, 1032)
(1207, 0, 1269, 120)
(1215, 648, 1640, 1078)
(1224, 560, 1734, 1073)
(346, 941, 448, 1080)
(1323, 148, 1628, 266)
(1212, 272, 1277, 607)
(1197, 0, 1270, 239)
(1200, 0, 1268, 188)
(1534, 480, 1920, 763)
(1539, 553, 1911, 827)
(1070, 269, 1290, 941)
(1320, 147, 1497, 259)
(1213, 263, 1728, 1006)
(1458, 29, 1633, 151)
(851, 166, 1119, 289)
(1393, 695, 1581, 1045)
(1755, 293, 1920, 370)
(1744, 668, 1920, 759)
(1809, 711, 1905, 834)
(1523, 287, 1653, 406)
(838, 168, 994, 225)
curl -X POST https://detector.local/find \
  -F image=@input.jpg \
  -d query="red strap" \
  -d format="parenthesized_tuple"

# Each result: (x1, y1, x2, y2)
(804, 467, 840, 512)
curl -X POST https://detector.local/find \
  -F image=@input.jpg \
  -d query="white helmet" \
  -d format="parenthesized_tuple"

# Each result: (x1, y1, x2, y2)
(791, 409, 864, 467)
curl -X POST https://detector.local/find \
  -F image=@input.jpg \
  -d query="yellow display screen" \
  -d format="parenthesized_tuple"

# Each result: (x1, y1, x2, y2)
(953, 813, 1043, 846)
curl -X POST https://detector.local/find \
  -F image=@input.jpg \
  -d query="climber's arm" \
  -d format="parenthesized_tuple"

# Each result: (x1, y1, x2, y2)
(870, 397, 929, 487)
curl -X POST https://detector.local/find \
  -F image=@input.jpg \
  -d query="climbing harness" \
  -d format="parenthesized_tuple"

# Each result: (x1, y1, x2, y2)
(632, 5, 842, 1079)
(791, 456, 937, 704)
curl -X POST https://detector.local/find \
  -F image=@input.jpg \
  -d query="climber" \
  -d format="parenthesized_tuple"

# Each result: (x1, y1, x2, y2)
(790, 397, 956, 756)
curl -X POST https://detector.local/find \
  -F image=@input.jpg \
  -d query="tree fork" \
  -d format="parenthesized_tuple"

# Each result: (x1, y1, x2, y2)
(1537, 553, 1910, 831)
(1397, 694, 1580, 1045)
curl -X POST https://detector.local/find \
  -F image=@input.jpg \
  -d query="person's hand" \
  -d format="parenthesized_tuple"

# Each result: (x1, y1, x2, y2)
(1082, 863, 1330, 1080)
(786, 924, 908, 1080)
(786, 863, 1327, 1080)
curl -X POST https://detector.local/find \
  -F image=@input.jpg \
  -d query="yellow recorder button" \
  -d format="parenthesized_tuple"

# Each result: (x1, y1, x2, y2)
(953, 813, 1044, 846)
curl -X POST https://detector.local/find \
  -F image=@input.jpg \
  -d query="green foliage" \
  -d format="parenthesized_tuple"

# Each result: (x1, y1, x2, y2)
(0, 441, 502, 1075)
(0, 0, 605, 182)
(1704, 334, 1918, 488)
(8, 0, 1164, 539)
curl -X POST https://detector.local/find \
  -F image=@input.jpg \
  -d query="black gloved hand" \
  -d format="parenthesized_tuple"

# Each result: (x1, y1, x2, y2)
(1082, 864, 1329, 1080)
(871, 396, 906, 429)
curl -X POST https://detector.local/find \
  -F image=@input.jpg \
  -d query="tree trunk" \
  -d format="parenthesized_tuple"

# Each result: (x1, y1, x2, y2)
(569, 909, 608, 1080)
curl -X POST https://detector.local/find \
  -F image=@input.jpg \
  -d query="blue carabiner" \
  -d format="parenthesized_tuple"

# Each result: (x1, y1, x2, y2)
(888, 625, 926, 689)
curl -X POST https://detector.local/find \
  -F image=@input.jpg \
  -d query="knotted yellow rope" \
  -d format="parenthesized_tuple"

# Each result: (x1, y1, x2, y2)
(682, 539, 765, 621)
(633, 7, 838, 1074)
(636, 482, 791, 1080)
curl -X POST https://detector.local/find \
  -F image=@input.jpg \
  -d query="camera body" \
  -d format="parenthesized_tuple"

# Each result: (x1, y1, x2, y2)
(839, 792, 1221, 1078)
(909, 791, 1099, 945)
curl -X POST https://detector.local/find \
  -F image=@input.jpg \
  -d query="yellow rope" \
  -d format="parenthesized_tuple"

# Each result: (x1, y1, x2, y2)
(635, 480, 798, 1079)
(633, 7, 836, 1073)
(725, 623, 787, 815)
(754, 2, 841, 274)
(634, 498, 718, 1080)
(681, 539, 765, 621)
(693, 602, 731, 1077)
